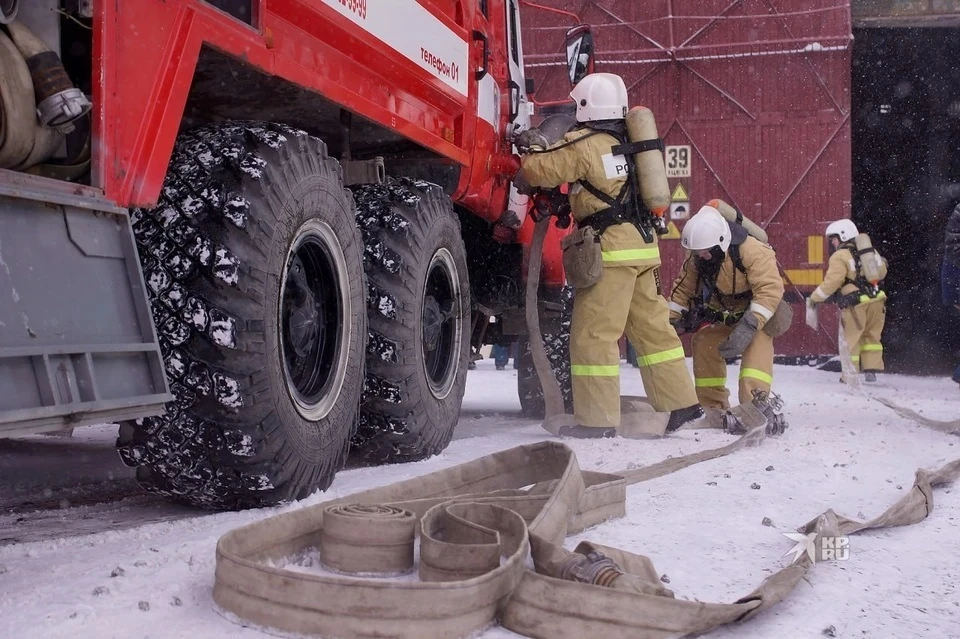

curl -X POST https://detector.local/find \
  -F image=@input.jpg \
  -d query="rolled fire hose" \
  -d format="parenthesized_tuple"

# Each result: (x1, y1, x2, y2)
(0, 20, 87, 173)
(213, 436, 960, 638)
(0, 30, 56, 170)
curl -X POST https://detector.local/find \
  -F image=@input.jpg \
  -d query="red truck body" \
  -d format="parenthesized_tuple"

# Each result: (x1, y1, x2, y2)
(0, 0, 574, 507)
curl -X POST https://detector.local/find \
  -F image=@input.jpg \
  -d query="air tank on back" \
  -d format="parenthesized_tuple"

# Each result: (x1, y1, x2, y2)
(854, 233, 886, 285)
(707, 198, 769, 244)
(624, 106, 669, 218)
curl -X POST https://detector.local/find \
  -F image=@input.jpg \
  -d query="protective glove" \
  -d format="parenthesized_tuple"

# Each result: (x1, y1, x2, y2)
(669, 311, 688, 336)
(718, 311, 759, 360)
(515, 128, 549, 153)
(806, 297, 818, 310)
(512, 168, 535, 196)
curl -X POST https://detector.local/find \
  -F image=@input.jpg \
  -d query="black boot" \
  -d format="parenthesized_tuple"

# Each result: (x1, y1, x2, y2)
(864, 371, 877, 382)
(558, 424, 617, 439)
(666, 404, 704, 432)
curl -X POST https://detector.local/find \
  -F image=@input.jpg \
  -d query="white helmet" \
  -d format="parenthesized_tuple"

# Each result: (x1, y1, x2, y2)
(569, 73, 628, 122)
(825, 219, 858, 242)
(681, 205, 731, 252)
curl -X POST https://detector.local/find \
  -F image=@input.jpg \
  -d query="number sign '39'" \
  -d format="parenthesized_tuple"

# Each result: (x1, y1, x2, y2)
(665, 145, 691, 178)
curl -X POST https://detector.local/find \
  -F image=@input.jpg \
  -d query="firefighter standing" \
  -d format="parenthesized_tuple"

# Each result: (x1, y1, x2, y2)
(515, 73, 701, 437)
(668, 205, 786, 412)
(807, 219, 887, 381)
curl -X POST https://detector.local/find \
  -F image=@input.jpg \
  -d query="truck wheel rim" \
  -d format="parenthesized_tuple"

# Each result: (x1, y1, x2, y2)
(421, 248, 461, 400)
(280, 219, 351, 421)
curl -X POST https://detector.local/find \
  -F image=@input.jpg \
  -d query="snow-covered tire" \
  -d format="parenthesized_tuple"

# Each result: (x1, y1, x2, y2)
(117, 122, 366, 510)
(517, 286, 574, 418)
(350, 178, 470, 463)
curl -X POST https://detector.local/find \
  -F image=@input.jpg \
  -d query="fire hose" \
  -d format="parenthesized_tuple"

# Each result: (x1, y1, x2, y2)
(213, 436, 960, 638)
(0, 28, 59, 170)
(525, 212, 570, 429)
(0, 19, 90, 176)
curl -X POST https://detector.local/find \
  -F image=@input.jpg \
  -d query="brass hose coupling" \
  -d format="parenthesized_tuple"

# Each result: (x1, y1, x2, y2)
(560, 551, 625, 587)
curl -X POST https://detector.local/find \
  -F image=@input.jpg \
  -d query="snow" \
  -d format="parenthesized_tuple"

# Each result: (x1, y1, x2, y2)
(1, 361, 958, 638)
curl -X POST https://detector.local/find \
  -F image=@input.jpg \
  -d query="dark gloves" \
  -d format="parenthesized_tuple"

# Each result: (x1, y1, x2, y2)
(513, 169, 535, 196)
(718, 312, 759, 359)
(514, 128, 549, 153)
(670, 312, 689, 336)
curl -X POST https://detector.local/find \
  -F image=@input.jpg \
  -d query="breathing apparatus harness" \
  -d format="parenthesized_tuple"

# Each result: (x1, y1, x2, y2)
(576, 120, 666, 243)
(522, 121, 666, 243)
(674, 223, 753, 331)
(834, 239, 884, 309)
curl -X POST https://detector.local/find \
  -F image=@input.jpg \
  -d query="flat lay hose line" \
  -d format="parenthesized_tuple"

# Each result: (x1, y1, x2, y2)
(524, 213, 566, 419)
(213, 435, 960, 638)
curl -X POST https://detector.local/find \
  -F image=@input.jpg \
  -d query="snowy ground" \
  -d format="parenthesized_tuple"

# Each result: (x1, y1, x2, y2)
(1, 360, 958, 639)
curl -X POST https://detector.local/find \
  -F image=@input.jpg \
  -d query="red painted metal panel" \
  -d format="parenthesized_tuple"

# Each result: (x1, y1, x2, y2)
(521, 0, 853, 356)
(94, 0, 511, 212)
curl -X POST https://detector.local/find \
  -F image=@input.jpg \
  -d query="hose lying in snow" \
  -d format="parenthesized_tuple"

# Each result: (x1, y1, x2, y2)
(870, 396, 960, 435)
(835, 317, 958, 435)
(212, 434, 960, 638)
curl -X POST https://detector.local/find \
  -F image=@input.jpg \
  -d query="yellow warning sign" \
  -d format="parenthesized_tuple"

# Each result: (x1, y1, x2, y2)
(671, 183, 688, 202)
(661, 221, 681, 239)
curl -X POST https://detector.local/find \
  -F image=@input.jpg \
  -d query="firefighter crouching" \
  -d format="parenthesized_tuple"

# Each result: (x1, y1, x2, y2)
(514, 73, 702, 438)
(668, 204, 787, 416)
(807, 220, 888, 382)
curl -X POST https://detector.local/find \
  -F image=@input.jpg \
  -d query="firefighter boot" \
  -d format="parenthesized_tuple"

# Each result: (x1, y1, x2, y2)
(665, 404, 704, 432)
(864, 371, 878, 383)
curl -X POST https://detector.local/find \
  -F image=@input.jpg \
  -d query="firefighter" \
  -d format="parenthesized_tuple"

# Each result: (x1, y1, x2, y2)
(668, 205, 785, 412)
(514, 73, 701, 438)
(807, 219, 888, 382)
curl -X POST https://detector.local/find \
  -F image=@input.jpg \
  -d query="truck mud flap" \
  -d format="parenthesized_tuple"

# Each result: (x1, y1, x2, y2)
(213, 436, 960, 638)
(0, 175, 170, 437)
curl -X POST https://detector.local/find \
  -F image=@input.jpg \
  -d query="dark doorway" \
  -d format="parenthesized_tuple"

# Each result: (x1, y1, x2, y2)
(851, 27, 960, 375)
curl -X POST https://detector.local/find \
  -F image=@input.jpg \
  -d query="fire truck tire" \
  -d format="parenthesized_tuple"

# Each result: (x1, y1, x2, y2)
(517, 286, 574, 418)
(117, 122, 366, 510)
(349, 178, 470, 463)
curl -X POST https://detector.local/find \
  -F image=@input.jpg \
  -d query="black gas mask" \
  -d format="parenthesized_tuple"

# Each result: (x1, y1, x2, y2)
(694, 246, 726, 280)
(827, 235, 841, 255)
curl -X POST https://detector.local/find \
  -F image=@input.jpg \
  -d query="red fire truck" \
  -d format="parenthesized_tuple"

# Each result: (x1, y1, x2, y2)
(0, 0, 582, 509)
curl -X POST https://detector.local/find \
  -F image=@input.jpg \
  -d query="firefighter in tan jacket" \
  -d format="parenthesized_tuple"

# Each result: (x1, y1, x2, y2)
(515, 73, 701, 438)
(807, 219, 887, 381)
(669, 205, 785, 411)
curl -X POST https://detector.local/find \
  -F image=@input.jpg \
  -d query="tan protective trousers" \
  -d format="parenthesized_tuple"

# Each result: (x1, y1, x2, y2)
(570, 264, 698, 428)
(842, 299, 886, 371)
(691, 322, 774, 410)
